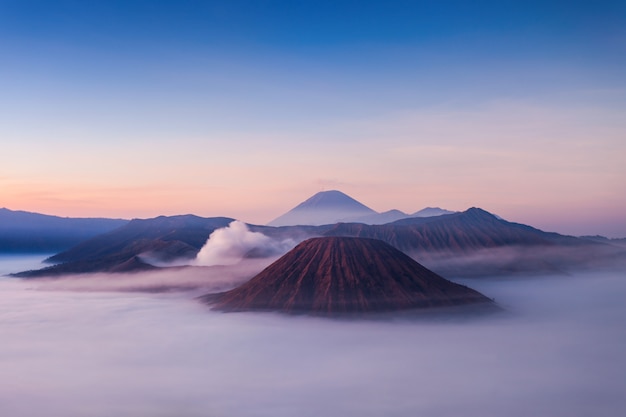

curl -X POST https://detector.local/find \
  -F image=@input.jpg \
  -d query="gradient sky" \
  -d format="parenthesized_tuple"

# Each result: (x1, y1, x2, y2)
(1, 0, 625, 236)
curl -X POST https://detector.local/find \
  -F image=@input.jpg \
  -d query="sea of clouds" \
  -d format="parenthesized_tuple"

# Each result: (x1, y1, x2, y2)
(1, 253, 625, 417)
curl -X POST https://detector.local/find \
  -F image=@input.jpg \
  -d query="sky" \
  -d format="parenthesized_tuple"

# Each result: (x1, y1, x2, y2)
(1, 0, 625, 236)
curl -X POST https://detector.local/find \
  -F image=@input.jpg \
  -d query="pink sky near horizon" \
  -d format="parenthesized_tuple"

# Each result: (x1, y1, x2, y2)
(2, 2, 625, 238)
(2, 189, 624, 239)
(2, 99, 625, 238)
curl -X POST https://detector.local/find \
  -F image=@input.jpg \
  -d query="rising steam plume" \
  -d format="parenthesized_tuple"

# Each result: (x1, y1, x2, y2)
(195, 220, 293, 266)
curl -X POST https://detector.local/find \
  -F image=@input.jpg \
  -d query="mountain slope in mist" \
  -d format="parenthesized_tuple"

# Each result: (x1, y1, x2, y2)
(322, 208, 626, 276)
(350, 207, 457, 225)
(206, 236, 494, 315)
(0, 208, 128, 253)
(324, 208, 582, 252)
(16, 215, 234, 277)
(15, 207, 624, 278)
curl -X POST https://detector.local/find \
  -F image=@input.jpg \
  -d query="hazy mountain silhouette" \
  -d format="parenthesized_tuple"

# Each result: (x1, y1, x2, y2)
(268, 190, 376, 226)
(15, 215, 234, 277)
(321, 208, 626, 276)
(15, 207, 623, 278)
(580, 235, 626, 246)
(323, 208, 608, 253)
(205, 237, 495, 315)
(0, 208, 128, 253)
(324, 208, 581, 253)
(411, 207, 456, 217)
(347, 209, 410, 225)
(267, 190, 457, 226)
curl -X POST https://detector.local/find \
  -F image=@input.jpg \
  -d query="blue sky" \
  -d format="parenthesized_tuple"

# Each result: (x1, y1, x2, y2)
(1, 1, 625, 236)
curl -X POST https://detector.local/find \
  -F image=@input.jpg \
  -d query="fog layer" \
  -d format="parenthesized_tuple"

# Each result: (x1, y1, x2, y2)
(25, 258, 276, 293)
(1, 266, 625, 417)
(0, 253, 52, 276)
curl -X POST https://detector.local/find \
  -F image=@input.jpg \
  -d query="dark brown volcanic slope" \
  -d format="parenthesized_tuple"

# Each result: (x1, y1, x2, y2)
(207, 237, 493, 315)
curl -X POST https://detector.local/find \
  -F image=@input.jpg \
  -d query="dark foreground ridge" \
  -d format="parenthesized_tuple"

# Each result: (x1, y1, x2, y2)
(204, 237, 495, 316)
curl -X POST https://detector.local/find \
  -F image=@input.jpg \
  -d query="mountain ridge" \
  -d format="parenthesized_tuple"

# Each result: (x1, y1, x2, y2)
(267, 190, 455, 226)
(12, 215, 235, 277)
(411, 207, 456, 217)
(13, 206, 623, 278)
(0, 207, 128, 253)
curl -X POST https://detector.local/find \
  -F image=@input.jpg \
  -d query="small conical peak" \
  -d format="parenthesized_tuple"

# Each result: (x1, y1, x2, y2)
(205, 236, 495, 315)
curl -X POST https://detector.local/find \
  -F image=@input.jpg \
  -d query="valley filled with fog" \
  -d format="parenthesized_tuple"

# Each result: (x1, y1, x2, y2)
(1, 255, 624, 417)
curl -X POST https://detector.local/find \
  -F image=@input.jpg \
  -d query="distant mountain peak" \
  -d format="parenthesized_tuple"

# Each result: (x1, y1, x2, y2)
(268, 191, 463, 226)
(463, 207, 498, 220)
(411, 207, 456, 217)
(293, 190, 373, 210)
(268, 190, 376, 226)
